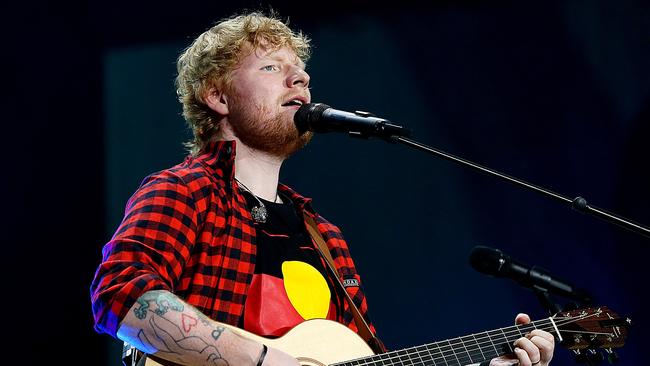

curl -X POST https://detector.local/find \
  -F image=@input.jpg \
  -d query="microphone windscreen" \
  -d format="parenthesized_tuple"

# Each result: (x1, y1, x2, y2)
(294, 103, 330, 134)
(469, 246, 506, 277)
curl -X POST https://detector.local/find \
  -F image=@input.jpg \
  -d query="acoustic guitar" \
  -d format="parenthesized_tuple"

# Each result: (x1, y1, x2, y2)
(135, 306, 629, 366)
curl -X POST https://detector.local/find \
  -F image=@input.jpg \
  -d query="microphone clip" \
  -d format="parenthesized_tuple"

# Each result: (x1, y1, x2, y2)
(348, 110, 411, 141)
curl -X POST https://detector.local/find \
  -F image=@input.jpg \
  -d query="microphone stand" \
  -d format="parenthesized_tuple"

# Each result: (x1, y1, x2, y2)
(532, 286, 563, 316)
(387, 135, 650, 240)
(379, 133, 623, 366)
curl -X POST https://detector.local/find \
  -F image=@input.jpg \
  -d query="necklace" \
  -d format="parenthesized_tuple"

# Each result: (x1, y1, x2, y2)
(234, 178, 278, 224)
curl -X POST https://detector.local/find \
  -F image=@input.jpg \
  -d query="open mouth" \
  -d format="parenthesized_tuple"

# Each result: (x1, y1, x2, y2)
(282, 99, 305, 108)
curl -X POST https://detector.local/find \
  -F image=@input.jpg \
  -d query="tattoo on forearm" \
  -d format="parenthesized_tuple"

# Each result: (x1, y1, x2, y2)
(182, 314, 198, 333)
(212, 327, 225, 341)
(148, 316, 229, 365)
(134, 291, 184, 319)
(131, 291, 230, 365)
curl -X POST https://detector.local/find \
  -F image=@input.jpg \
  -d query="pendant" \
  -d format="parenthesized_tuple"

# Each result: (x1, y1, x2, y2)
(251, 205, 268, 224)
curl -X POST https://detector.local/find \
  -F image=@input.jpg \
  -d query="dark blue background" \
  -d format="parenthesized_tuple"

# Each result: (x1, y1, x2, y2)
(4, 1, 648, 365)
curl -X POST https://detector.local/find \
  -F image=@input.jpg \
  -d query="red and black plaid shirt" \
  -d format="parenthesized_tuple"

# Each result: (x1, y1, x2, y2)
(90, 140, 377, 339)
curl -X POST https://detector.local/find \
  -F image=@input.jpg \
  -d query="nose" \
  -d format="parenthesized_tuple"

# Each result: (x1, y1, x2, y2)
(286, 66, 310, 89)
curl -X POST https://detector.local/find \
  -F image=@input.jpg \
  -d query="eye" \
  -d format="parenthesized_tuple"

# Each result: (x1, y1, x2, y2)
(261, 65, 278, 72)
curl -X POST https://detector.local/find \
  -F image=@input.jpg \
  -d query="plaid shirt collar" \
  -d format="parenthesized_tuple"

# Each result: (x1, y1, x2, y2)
(193, 140, 315, 211)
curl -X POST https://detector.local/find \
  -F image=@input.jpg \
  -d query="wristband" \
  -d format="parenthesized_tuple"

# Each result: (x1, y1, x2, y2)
(256, 344, 268, 366)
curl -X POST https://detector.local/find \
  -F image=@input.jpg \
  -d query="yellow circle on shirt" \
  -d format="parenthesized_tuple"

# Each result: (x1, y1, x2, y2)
(282, 261, 331, 320)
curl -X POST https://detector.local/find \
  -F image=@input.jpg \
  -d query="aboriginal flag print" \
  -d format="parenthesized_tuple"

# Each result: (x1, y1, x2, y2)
(244, 259, 337, 337)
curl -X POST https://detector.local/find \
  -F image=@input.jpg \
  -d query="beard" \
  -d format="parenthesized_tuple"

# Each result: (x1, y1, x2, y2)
(228, 95, 313, 159)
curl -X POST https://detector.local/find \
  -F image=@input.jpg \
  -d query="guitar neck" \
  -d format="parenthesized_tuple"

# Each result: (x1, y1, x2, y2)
(332, 318, 556, 366)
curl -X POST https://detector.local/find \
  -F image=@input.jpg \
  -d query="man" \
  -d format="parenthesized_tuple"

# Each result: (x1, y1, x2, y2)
(91, 12, 555, 366)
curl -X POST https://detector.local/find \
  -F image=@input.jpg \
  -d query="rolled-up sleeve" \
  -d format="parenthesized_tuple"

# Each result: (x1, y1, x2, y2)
(90, 172, 199, 337)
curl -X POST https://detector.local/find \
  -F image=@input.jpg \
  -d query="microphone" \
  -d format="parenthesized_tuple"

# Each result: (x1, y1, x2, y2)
(294, 103, 411, 139)
(469, 246, 592, 304)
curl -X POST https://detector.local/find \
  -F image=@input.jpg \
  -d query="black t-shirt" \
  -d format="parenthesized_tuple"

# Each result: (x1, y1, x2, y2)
(240, 191, 339, 337)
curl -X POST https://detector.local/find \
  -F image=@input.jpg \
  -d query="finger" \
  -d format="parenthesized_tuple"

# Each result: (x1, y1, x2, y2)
(529, 329, 555, 343)
(514, 346, 533, 366)
(528, 335, 555, 363)
(515, 313, 531, 325)
(514, 337, 541, 366)
(489, 356, 520, 366)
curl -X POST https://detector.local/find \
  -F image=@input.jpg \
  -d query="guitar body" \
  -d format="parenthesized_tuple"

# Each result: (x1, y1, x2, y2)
(144, 319, 374, 366)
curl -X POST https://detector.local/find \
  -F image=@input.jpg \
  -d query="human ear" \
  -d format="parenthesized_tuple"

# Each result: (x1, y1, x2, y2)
(204, 88, 229, 116)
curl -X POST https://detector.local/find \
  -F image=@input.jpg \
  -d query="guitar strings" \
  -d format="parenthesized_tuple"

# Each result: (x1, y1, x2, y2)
(331, 312, 612, 366)
(336, 314, 602, 366)
(340, 314, 603, 366)
(363, 316, 591, 366)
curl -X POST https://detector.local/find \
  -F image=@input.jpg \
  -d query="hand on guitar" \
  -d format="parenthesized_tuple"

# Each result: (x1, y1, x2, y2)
(489, 313, 555, 366)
